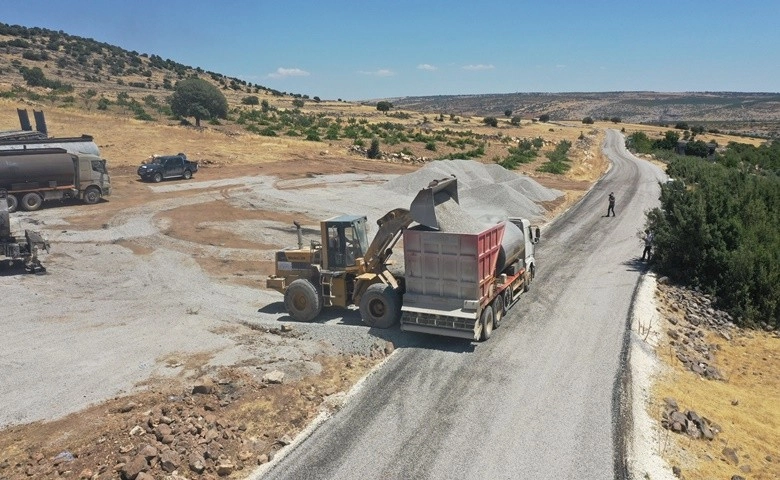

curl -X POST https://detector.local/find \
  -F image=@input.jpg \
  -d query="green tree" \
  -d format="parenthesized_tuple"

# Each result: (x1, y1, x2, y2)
(483, 116, 498, 127)
(610, 116, 621, 124)
(538, 114, 550, 122)
(169, 78, 228, 127)
(582, 116, 594, 124)
(367, 138, 381, 159)
(504, 109, 512, 117)
(242, 95, 259, 105)
(292, 98, 305, 108)
(20, 66, 46, 86)
(510, 116, 522, 126)
(376, 101, 393, 114)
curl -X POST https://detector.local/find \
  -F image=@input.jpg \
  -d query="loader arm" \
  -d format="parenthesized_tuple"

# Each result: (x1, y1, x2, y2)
(362, 208, 413, 273)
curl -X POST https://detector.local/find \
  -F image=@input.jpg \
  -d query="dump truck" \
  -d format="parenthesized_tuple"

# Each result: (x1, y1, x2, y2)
(0, 148, 111, 212)
(266, 176, 540, 341)
(400, 216, 539, 341)
(0, 189, 49, 273)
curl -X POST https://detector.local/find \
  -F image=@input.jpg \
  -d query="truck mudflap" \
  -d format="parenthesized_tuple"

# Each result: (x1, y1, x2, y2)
(400, 306, 480, 341)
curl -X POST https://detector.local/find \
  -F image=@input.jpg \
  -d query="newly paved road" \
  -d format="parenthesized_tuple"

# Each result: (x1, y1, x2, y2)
(260, 130, 667, 480)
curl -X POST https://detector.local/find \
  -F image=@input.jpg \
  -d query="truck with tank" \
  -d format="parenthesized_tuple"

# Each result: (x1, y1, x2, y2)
(266, 176, 540, 341)
(0, 148, 111, 212)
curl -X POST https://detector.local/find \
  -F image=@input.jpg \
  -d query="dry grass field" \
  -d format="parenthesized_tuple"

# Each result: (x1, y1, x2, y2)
(652, 290, 780, 480)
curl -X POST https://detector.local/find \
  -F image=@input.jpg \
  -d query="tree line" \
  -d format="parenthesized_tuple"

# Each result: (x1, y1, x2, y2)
(636, 137, 780, 328)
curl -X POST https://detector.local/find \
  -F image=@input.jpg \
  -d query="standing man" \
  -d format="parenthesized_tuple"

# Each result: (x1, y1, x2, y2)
(642, 229, 654, 261)
(607, 192, 616, 217)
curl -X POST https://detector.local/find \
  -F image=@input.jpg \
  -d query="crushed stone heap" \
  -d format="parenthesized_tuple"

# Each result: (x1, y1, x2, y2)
(383, 159, 563, 224)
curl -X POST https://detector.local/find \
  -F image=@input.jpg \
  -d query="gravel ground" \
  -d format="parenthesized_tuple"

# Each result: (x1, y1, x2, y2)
(627, 273, 676, 480)
(1, 160, 562, 429)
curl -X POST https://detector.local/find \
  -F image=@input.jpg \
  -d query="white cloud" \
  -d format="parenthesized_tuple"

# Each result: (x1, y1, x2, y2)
(462, 64, 495, 71)
(268, 67, 310, 79)
(417, 64, 437, 71)
(358, 69, 395, 77)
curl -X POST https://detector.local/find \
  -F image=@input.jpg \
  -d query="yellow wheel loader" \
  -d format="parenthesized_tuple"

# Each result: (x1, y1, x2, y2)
(266, 176, 459, 328)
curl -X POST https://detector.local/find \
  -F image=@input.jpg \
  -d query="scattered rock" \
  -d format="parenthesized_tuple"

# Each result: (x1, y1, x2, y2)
(129, 425, 145, 436)
(192, 377, 216, 395)
(120, 454, 148, 480)
(722, 447, 739, 465)
(263, 370, 285, 384)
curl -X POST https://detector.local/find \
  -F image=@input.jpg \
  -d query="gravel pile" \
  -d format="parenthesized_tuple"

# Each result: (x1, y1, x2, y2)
(383, 159, 562, 223)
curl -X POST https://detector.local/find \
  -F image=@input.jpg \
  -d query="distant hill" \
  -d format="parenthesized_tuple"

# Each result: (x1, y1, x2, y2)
(1, 22, 777, 140)
(390, 92, 780, 139)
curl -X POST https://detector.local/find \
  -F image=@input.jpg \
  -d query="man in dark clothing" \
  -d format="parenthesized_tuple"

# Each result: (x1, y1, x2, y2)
(642, 229, 654, 261)
(607, 192, 616, 217)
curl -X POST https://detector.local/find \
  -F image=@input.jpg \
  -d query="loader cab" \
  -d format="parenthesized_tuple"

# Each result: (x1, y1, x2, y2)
(321, 215, 369, 270)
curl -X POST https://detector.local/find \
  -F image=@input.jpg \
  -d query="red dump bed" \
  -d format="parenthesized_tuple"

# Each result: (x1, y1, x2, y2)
(400, 222, 505, 339)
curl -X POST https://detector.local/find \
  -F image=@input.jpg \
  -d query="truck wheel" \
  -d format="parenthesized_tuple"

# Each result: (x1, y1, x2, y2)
(284, 279, 323, 322)
(153, 172, 163, 183)
(183, 170, 192, 180)
(503, 289, 513, 312)
(480, 306, 494, 341)
(493, 295, 504, 329)
(5, 194, 19, 213)
(21, 192, 43, 211)
(359, 283, 400, 329)
(83, 186, 101, 205)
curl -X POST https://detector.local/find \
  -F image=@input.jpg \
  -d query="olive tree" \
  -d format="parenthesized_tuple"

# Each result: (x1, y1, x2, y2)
(376, 101, 393, 114)
(169, 78, 228, 126)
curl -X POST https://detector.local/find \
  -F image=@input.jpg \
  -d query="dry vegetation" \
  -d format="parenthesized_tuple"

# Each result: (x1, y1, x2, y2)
(652, 288, 780, 480)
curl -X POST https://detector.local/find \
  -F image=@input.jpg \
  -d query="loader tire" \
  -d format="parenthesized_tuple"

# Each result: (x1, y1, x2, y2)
(359, 283, 401, 329)
(480, 306, 494, 341)
(284, 279, 323, 322)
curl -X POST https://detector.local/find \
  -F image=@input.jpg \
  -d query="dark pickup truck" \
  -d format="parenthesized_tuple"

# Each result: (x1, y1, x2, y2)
(138, 153, 198, 183)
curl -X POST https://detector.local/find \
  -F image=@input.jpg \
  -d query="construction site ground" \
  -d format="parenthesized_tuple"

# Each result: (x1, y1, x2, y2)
(0, 150, 590, 480)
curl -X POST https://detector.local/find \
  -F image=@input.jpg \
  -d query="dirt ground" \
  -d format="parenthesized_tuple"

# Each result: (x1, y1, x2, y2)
(0, 138, 597, 480)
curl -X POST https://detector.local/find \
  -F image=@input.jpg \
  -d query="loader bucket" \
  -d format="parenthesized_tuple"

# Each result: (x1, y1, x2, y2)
(410, 176, 459, 229)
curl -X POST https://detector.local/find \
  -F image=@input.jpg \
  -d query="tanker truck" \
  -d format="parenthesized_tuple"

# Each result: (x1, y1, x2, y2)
(0, 148, 111, 212)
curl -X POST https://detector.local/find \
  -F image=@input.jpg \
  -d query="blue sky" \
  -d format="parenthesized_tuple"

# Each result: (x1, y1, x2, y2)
(3, 0, 779, 100)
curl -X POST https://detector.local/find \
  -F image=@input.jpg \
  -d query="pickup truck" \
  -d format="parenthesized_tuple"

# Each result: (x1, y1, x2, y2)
(137, 153, 198, 183)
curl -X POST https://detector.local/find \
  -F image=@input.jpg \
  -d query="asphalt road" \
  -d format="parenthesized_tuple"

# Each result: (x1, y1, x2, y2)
(259, 130, 667, 480)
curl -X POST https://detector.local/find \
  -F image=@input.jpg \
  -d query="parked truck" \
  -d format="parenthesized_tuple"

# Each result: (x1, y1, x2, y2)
(137, 153, 198, 182)
(0, 148, 111, 212)
(0, 189, 49, 273)
(266, 176, 540, 341)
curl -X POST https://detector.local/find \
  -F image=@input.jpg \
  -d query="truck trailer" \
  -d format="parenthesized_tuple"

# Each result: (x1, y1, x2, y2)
(0, 148, 111, 212)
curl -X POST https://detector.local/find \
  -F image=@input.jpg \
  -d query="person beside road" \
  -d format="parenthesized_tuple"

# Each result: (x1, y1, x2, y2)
(607, 192, 616, 217)
(642, 229, 654, 261)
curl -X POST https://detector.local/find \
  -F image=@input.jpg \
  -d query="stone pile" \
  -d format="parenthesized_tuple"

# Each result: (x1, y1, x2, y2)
(658, 279, 735, 380)
(347, 144, 429, 164)
(660, 397, 720, 440)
